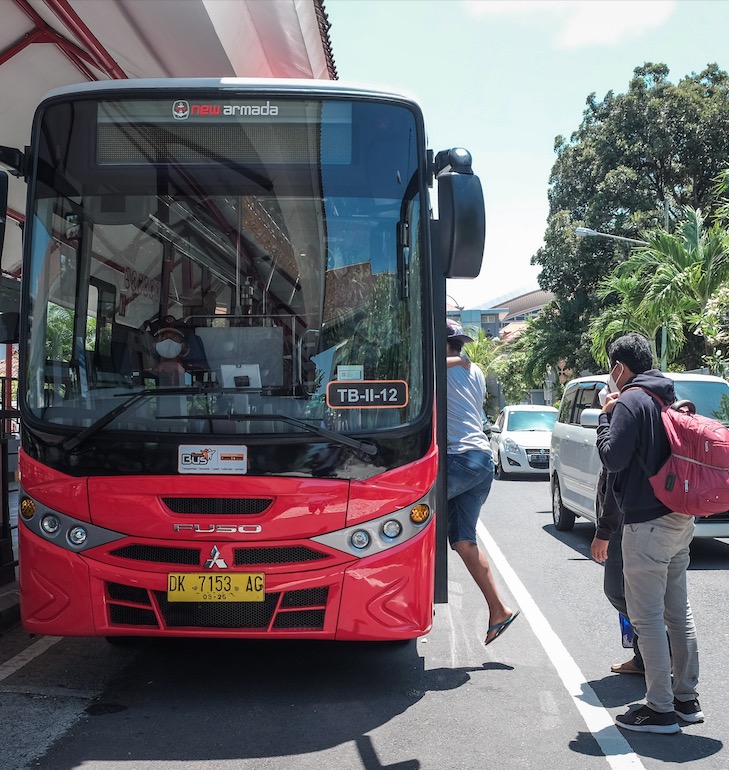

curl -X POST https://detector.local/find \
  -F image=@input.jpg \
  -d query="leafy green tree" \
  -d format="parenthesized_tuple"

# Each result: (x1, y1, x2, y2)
(591, 207, 729, 368)
(463, 328, 504, 377)
(588, 270, 686, 368)
(491, 342, 531, 405)
(532, 63, 729, 371)
(697, 284, 729, 346)
(46, 303, 75, 360)
(694, 284, 729, 375)
(628, 209, 729, 323)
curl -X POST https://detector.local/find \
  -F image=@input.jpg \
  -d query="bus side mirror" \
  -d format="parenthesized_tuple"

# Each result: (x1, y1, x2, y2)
(432, 148, 485, 279)
(0, 312, 19, 344)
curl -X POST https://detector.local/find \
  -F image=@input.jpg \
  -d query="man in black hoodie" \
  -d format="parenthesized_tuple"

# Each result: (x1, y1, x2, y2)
(596, 333, 701, 734)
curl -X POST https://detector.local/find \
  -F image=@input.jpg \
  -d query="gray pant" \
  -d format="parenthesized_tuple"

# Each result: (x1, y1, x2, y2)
(622, 512, 698, 713)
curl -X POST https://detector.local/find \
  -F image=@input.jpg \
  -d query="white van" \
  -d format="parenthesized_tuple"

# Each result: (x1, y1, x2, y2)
(550, 373, 729, 538)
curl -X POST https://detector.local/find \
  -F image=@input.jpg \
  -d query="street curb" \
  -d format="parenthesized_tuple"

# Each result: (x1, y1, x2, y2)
(0, 582, 20, 634)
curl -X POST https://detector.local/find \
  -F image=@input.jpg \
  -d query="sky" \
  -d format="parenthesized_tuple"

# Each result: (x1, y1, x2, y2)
(325, 0, 729, 309)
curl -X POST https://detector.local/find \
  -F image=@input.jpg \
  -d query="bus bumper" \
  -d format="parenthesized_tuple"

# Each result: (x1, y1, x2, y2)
(19, 522, 435, 641)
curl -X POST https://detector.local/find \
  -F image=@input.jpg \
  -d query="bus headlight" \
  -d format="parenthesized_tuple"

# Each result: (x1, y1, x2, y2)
(40, 515, 61, 535)
(67, 526, 88, 546)
(382, 520, 402, 539)
(350, 530, 371, 550)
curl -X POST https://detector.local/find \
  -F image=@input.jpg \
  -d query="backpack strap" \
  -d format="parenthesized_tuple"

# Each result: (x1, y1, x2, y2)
(623, 384, 668, 408)
(624, 384, 696, 414)
(619, 385, 692, 478)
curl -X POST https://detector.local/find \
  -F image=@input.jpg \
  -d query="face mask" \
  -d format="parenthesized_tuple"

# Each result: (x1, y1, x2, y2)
(156, 339, 183, 359)
(608, 362, 624, 393)
(598, 386, 609, 407)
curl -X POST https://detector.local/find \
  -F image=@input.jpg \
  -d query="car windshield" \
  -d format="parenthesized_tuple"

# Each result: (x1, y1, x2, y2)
(507, 410, 557, 431)
(673, 380, 729, 423)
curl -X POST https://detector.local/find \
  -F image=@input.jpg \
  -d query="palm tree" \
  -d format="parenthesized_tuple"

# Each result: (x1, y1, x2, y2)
(463, 328, 504, 377)
(590, 272, 686, 368)
(591, 207, 729, 367)
(627, 208, 729, 326)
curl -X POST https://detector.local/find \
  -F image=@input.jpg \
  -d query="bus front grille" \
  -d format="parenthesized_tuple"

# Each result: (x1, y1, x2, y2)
(110, 545, 201, 565)
(156, 592, 281, 628)
(108, 544, 331, 568)
(272, 610, 326, 630)
(105, 582, 329, 632)
(109, 605, 158, 626)
(234, 546, 329, 565)
(162, 498, 272, 515)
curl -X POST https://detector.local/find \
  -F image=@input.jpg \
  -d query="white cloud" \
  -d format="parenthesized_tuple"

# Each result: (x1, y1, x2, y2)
(463, 0, 676, 49)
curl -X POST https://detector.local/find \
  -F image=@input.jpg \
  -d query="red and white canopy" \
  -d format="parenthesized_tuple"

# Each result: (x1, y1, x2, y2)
(0, 0, 337, 276)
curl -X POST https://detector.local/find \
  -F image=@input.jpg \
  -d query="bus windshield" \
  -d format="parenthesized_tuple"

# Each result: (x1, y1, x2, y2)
(24, 94, 426, 440)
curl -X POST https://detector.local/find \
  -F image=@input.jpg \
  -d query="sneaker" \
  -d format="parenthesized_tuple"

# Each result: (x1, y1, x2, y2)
(616, 705, 680, 734)
(674, 698, 704, 723)
(610, 658, 645, 676)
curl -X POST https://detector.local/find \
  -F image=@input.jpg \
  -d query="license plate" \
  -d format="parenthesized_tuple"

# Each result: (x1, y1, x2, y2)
(167, 573, 265, 602)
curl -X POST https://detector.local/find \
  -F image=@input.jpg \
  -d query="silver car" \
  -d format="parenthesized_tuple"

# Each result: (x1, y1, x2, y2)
(549, 373, 729, 537)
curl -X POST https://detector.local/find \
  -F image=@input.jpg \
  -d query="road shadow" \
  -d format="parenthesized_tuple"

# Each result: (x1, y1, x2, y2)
(541, 522, 595, 560)
(580, 675, 645, 710)
(688, 536, 729, 570)
(32, 637, 495, 768)
(576, 678, 721, 763)
(569, 725, 723, 762)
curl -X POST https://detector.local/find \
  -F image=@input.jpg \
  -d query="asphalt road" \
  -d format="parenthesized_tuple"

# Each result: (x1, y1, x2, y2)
(1, 475, 728, 770)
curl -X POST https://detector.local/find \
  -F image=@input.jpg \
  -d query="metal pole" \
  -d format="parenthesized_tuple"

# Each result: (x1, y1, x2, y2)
(0, 398, 16, 586)
(574, 227, 648, 246)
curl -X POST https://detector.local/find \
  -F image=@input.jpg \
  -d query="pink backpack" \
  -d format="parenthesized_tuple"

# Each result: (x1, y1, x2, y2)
(636, 387, 729, 516)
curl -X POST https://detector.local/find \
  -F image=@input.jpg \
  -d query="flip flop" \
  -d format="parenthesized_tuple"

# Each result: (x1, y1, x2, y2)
(484, 611, 520, 646)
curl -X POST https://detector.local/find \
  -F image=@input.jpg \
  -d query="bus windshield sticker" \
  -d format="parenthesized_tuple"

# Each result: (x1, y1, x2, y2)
(178, 445, 248, 474)
(326, 380, 409, 409)
(336, 365, 364, 381)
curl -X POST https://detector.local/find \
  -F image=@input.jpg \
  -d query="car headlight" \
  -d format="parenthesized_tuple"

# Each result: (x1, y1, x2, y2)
(503, 438, 520, 454)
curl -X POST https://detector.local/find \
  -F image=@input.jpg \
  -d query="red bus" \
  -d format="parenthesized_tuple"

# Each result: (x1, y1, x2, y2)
(0, 79, 484, 641)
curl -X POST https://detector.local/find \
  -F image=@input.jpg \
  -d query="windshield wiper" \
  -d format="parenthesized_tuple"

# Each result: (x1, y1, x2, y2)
(162, 412, 378, 457)
(61, 386, 216, 452)
(61, 389, 378, 458)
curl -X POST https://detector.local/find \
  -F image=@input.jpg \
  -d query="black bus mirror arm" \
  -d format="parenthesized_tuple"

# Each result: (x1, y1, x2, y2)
(0, 145, 25, 177)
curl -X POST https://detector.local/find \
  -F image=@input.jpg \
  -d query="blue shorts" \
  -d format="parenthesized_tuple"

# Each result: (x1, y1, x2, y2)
(446, 450, 494, 546)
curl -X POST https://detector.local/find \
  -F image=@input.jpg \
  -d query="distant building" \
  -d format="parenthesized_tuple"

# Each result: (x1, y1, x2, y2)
(446, 288, 554, 341)
(446, 288, 556, 408)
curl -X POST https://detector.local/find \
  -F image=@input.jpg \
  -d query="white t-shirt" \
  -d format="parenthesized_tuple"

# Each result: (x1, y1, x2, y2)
(446, 361, 492, 455)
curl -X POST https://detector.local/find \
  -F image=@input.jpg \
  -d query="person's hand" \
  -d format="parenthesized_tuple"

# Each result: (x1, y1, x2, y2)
(601, 391, 619, 414)
(591, 537, 609, 563)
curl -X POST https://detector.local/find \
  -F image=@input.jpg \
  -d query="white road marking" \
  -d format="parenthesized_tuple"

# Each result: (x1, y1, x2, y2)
(0, 636, 62, 682)
(477, 520, 647, 770)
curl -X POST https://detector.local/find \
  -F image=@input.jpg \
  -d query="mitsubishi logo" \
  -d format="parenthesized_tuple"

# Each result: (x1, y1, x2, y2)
(203, 545, 228, 569)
